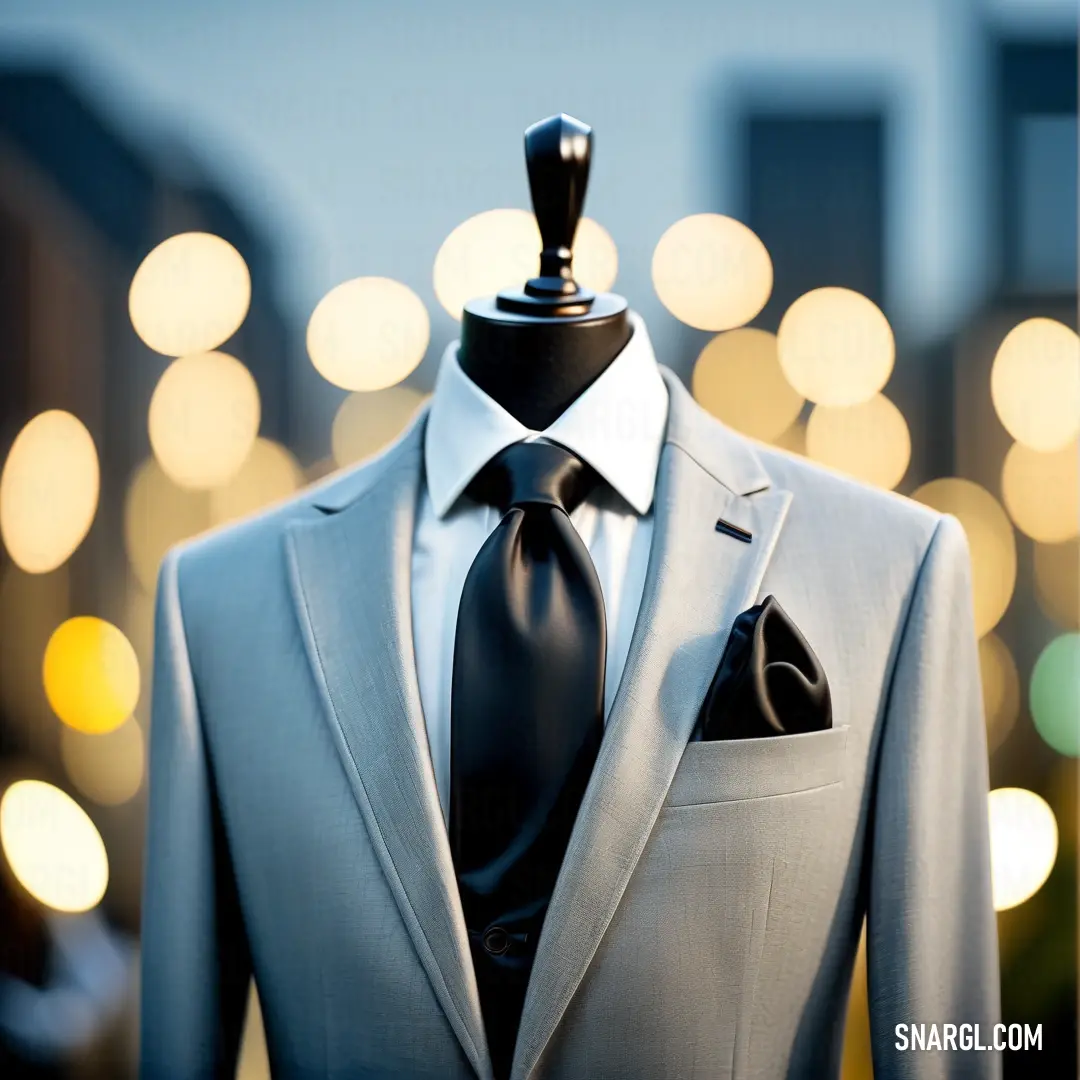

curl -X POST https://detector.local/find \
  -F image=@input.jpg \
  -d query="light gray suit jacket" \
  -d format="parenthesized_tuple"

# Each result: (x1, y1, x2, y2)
(141, 368, 1000, 1080)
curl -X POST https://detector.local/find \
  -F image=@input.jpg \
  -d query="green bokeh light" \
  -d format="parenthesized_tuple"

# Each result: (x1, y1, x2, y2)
(1030, 633, 1080, 757)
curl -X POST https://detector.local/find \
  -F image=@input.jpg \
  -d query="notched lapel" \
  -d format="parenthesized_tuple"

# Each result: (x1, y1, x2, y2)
(285, 434, 493, 1080)
(510, 383, 793, 1080)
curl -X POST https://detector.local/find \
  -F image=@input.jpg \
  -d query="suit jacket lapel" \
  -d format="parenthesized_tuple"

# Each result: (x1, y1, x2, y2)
(511, 372, 793, 1080)
(285, 418, 493, 1080)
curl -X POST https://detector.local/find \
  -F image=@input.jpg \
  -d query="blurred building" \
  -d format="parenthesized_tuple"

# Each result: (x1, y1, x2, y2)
(0, 66, 294, 614)
(0, 65, 297, 1077)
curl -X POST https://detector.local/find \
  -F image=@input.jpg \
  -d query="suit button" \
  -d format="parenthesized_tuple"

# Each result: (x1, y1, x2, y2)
(483, 926, 511, 955)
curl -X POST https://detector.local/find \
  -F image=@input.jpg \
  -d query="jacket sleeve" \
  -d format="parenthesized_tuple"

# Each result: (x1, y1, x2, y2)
(866, 513, 1002, 1078)
(140, 549, 252, 1079)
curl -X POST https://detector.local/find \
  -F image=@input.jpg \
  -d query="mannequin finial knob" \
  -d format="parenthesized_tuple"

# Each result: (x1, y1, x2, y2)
(522, 113, 592, 300)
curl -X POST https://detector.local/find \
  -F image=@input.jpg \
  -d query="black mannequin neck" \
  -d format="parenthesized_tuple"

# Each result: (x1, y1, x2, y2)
(458, 297, 632, 431)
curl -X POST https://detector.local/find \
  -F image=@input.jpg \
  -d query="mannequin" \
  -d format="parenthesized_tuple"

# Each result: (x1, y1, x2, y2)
(140, 109, 999, 1080)
(458, 113, 632, 430)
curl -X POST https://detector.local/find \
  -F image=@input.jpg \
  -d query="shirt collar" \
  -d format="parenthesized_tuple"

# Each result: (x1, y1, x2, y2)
(424, 310, 669, 518)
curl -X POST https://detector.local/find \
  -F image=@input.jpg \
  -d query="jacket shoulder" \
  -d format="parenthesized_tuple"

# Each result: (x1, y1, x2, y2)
(753, 440, 945, 558)
(165, 416, 423, 590)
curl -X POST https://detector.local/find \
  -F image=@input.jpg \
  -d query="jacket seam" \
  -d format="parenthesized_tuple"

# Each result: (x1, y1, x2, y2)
(167, 549, 257, 1051)
(875, 513, 946, 754)
(859, 512, 946, 992)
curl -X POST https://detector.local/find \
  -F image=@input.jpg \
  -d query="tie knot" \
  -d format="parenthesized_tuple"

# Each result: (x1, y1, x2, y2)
(468, 440, 598, 515)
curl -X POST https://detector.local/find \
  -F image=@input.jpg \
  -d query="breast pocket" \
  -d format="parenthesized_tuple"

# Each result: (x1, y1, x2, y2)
(664, 725, 849, 807)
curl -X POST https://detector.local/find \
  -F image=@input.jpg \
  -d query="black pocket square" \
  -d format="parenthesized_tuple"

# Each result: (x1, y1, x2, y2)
(691, 595, 832, 742)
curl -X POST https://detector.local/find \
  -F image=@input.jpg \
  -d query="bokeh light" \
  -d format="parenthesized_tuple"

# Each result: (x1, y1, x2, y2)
(331, 386, 429, 468)
(805, 394, 911, 490)
(988, 787, 1059, 911)
(0, 779, 109, 913)
(61, 717, 145, 807)
(1000, 440, 1079, 543)
(43, 617, 140, 736)
(129, 232, 251, 357)
(979, 633, 1020, 752)
(777, 287, 895, 406)
(433, 210, 620, 320)
(1033, 539, 1079, 630)
(238, 984, 271, 1078)
(124, 457, 211, 593)
(571, 217, 619, 294)
(0, 410, 99, 574)
(121, 579, 156, 700)
(990, 318, 1080, 452)
(149, 351, 261, 490)
(434, 209, 540, 320)
(691, 329, 804, 442)
(307, 277, 429, 391)
(912, 478, 1017, 637)
(651, 213, 772, 331)
(840, 924, 872, 1079)
(123, 574, 157, 656)
(209, 438, 302, 525)
(1029, 633, 1080, 757)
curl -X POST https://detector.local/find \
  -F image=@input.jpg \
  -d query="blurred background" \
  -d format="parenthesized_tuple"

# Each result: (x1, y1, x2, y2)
(0, 0, 1075, 1076)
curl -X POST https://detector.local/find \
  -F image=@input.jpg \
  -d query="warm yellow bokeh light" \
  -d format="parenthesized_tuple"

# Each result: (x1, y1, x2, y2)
(123, 578, 157, 669)
(1001, 440, 1079, 543)
(0, 410, 99, 574)
(692, 329, 804, 442)
(331, 386, 429, 469)
(43, 617, 140, 735)
(1034, 539, 1079, 630)
(805, 394, 911, 490)
(912, 478, 1016, 637)
(840, 925, 872, 1080)
(238, 984, 271, 1080)
(124, 457, 211, 593)
(434, 209, 539, 320)
(149, 351, 261, 490)
(572, 217, 619, 294)
(651, 214, 772, 332)
(991, 318, 1080, 452)
(121, 579, 156, 706)
(61, 717, 145, 807)
(307, 277, 429, 392)
(433, 210, 618, 320)
(209, 438, 302, 525)
(0, 780, 108, 913)
(129, 232, 251, 357)
(988, 787, 1059, 911)
(979, 633, 1020, 752)
(777, 287, 895, 407)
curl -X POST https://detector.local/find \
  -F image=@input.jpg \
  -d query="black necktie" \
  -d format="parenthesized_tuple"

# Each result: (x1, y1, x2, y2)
(449, 438, 607, 1080)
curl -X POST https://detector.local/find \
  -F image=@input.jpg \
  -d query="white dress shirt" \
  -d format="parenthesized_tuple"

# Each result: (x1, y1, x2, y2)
(412, 310, 670, 825)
